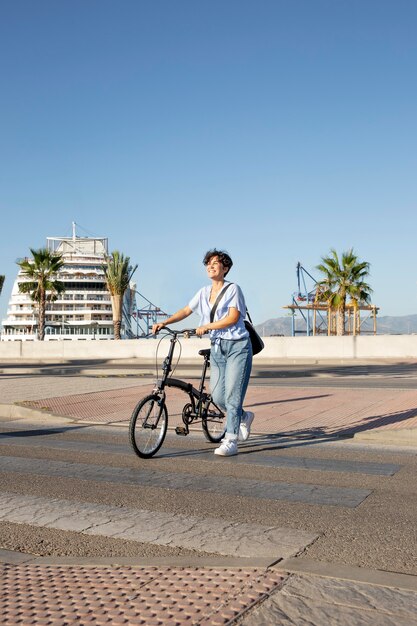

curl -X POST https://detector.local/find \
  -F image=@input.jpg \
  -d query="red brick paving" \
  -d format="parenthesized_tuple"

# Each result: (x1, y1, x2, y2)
(0, 564, 287, 625)
(21, 384, 417, 437)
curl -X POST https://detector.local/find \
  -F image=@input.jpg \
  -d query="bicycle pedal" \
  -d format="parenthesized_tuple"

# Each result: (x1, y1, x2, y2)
(175, 426, 189, 436)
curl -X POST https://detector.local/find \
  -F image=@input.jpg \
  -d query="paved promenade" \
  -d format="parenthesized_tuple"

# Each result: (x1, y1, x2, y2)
(1, 364, 417, 625)
(2, 367, 417, 444)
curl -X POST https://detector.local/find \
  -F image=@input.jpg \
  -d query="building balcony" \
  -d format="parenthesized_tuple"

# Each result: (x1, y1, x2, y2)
(2, 317, 36, 325)
(1, 327, 115, 341)
(7, 308, 34, 316)
(60, 276, 107, 282)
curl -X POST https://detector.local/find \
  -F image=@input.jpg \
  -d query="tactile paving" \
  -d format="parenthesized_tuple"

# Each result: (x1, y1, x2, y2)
(0, 564, 287, 625)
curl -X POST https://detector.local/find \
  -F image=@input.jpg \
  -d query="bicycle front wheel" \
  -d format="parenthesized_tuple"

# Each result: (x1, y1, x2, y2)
(129, 394, 168, 458)
(202, 400, 226, 443)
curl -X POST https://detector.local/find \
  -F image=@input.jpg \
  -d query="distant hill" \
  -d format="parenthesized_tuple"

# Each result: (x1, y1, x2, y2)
(375, 314, 417, 335)
(255, 314, 417, 336)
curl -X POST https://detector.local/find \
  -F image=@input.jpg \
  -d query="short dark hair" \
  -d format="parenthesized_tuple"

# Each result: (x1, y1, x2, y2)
(203, 249, 233, 276)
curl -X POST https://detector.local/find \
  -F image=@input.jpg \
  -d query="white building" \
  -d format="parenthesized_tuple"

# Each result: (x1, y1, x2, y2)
(1, 227, 136, 341)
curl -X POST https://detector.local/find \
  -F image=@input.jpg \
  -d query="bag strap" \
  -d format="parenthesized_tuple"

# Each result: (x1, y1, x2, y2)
(246, 309, 254, 324)
(210, 282, 233, 323)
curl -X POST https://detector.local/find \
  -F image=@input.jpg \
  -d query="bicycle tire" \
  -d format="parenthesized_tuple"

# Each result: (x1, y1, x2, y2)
(129, 394, 168, 458)
(201, 400, 226, 443)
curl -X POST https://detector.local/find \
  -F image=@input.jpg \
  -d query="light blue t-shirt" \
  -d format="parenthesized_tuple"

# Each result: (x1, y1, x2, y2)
(188, 281, 249, 342)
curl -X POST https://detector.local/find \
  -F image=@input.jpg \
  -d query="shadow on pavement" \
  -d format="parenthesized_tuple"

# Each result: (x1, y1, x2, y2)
(255, 361, 417, 378)
(248, 394, 331, 409)
(156, 405, 417, 459)
(0, 425, 90, 438)
(336, 407, 417, 436)
(156, 432, 341, 459)
(3, 360, 417, 379)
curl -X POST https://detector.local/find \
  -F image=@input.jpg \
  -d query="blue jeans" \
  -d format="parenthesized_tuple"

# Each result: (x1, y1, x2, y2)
(210, 337, 253, 440)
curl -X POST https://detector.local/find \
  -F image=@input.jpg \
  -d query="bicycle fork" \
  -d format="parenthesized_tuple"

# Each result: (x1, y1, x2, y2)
(143, 392, 166, 429)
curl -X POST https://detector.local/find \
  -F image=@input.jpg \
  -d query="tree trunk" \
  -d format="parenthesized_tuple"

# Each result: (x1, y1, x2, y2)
(38, 293, 46, 341)
(111, 295, 123, 340)
(113, 320, 122, 340)
(329, 308, 337, 335)
(353, 304, 358, 336)
(336, 303, 346, 336)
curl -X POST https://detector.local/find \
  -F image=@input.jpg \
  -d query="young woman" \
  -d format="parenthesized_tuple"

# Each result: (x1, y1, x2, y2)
(152, 249, 254, 456)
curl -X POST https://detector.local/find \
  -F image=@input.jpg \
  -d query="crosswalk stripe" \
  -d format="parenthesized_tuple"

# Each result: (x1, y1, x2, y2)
(0, 492, 318, 559)
(0, 435, 402, 476)
(0, 455, 371, 507)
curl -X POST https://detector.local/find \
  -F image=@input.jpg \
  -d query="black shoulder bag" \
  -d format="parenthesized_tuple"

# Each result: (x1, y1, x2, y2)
(210, 283, 264, 356)
(244, 310, 265, 356)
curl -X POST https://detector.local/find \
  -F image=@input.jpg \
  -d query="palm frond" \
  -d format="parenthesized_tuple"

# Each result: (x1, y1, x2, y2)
(16, 247, 66, 340)
(316, 248, 372, 334)
(103, 251, 138, 296)
(102, 251, 138, 340)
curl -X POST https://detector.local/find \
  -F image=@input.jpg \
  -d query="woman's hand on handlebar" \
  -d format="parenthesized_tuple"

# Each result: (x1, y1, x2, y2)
(196, 325, 209, 337)
(152, 322, 166, 335)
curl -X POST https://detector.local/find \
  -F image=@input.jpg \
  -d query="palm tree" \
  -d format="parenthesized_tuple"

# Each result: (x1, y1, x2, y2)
(316, 249, 372, 336)
(17, 248, 65, 340)
(103, 251, 138, 340)
(0, 275, 5, 295)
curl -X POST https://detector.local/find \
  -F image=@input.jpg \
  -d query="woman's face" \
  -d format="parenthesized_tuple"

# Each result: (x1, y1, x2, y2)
(206, 256, 227, 281)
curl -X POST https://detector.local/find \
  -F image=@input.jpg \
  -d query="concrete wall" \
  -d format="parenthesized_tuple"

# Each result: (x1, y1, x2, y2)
(2, 335, 417, 362)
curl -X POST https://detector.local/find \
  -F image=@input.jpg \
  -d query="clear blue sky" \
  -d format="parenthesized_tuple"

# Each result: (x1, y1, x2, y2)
(1, 0, 416, 325)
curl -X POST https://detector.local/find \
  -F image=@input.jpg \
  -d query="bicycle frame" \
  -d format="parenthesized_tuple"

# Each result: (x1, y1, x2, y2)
(129, 327, 226, 458)
(153, 329, 221, 434)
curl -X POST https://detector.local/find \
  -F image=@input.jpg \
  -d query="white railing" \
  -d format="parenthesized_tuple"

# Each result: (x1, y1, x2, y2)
(3, 318, 36, 325)
(1, 327, 114, 341)
(60, 276, 107, 282)
(6, 311, 34, 318)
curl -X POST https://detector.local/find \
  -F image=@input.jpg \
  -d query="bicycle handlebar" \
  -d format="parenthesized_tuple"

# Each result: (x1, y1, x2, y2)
(156, 327, 199, 337)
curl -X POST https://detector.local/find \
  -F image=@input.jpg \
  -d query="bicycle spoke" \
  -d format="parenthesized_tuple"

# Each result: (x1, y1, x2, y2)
(202, 400, 226, 443)
(129, 395, 168, 458)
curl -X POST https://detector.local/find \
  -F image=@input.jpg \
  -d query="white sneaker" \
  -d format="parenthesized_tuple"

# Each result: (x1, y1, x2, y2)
(214, 438, 238, 456)
(239, 411, 254, 442)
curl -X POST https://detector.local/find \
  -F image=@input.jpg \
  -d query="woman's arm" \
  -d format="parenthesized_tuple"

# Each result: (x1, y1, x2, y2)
(196, 307, 240, 336)
(152, 305, 193, 334)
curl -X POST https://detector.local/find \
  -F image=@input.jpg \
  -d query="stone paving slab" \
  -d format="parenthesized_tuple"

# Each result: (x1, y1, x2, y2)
(240, 573, 417, 626)
(0, 492, 319, 560)
(0, 563, 287, 625)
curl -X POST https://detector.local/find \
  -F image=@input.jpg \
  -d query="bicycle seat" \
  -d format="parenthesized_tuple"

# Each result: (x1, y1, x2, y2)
(198, 349, 211, 358)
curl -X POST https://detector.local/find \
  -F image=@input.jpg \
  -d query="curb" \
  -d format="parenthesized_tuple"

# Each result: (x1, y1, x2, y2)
(0, 549, 281, 569)
(279, 557, 417, 592)
(2, 548, 416, 593)
(0, 403, 74, 423)
(354, 427, 417, 445)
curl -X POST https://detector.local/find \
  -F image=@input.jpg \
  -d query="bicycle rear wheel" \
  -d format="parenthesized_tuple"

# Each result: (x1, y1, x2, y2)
(129, 394, 168, 458)
(202, 400, 226, 443)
